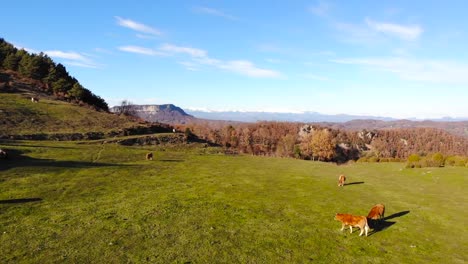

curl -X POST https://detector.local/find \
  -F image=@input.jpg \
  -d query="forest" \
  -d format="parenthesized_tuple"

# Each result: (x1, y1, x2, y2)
(0, 38, 108, 111)
(179, 121, 468, 166)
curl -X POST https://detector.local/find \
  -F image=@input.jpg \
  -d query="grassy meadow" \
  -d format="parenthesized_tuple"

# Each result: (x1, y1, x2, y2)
(0, 93, 139, 135)
(0, 139, 467, 263)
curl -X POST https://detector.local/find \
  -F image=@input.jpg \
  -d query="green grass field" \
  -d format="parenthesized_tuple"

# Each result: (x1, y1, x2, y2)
(0, 139, 467, 263)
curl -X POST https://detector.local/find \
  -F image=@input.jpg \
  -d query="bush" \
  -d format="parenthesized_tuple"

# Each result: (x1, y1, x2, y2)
(368, 156, 380, 163)
(408, 154, 420, 163)
(431, 152, 445, 167)
(380, 158, 389, 162)
(445, 156, 467, 167)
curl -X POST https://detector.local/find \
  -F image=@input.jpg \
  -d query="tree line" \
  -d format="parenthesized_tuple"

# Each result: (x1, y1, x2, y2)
(179, 121, 468, 164)
(0, 38, 108, 111)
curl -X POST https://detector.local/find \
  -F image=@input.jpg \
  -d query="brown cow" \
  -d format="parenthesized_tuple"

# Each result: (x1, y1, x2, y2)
(334, 213, 369, 237)
(367, 204, 385, 221)
(338, 174, 346, 186)
(146, 152, 153, 160)
(31, 97, 39, 103)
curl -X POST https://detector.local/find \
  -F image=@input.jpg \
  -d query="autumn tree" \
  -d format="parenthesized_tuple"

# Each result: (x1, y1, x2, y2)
(310, 129, 336, 161)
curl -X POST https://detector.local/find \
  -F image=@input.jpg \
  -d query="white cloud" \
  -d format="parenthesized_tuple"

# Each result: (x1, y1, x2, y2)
(45, 50, 99, 68)
(12, 42, 37, 53)
(334, 22, 380, 44)
(160, 44, 207, 57)
(115, 16, 162, 36)
(309, 1, 331, 17)
(178, 61, 199, 71)
(193, 6, 238, 20)
(136, 34, 157, 40)
(365, 18, 423, 40)
(45, 50, 88, 61)
(332, 57, 468, 84)
(218, 60, 283, 78)
(118, 42, 283, 78)
(118, 46, 166, 56)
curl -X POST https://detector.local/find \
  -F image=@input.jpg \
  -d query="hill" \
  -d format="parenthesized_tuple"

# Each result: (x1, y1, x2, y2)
(0, 71, 171, 138)
(110, 104, 195, 124)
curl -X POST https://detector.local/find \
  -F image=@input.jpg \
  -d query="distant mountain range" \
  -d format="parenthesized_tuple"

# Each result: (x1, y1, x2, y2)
(185, 109, 468, 123)
(186, 110, 394, 123)
(109, 104, 468, 137)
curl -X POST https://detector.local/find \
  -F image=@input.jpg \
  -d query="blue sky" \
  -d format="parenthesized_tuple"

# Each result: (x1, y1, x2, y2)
(1, 0, 467, 119)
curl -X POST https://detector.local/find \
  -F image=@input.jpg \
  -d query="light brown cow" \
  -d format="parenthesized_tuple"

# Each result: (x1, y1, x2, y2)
(367, 204, 385, 221)
(338, 174, 346, 186)
(335, 213, 369, 237)
(146, 152, 153, 160)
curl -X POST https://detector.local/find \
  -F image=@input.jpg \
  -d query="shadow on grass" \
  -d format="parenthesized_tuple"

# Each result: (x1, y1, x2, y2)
(368, 211, 410, 236)
(0, 198, 42, 204)
(344, 181, 364, 186)
(159, 159, 184, 162)
(0, 149, 130, 172)
(383, 210, 410, 220)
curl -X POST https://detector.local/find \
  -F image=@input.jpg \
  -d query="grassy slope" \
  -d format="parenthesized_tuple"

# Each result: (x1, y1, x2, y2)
(0, 140, 467, 263)
(0, 92, 139, 135)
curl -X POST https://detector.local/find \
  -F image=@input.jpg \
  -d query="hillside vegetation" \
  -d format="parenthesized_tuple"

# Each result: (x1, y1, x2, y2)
(0, 140, 466, 263)
(0, 92, 141, 136)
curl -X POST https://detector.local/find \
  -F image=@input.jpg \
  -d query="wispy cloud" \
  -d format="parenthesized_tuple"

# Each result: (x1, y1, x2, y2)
(115, 16, 162, 36)
(217, 60, 283, 78)
(309, 1, 331, 17)
(334, 22, 381, 44)
(118, 42, 283, 78)
(160, 44, 207, 57)
(45, 50, 99, 68)
(365, 18, 423, 40)
(178, 61, 199, 71)
(332, 57, 468, 84)
(193, 6, 238, 20)
(118, 46, 166, 56)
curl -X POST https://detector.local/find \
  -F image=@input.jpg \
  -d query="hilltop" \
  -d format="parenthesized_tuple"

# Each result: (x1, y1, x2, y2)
(110, 104, 195, 124)
(0, 74, 172, 138)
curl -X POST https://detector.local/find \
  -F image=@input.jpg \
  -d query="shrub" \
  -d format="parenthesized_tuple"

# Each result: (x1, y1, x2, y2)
(408, 154, 421, 163)
(380, 158, 389, 162)
(431, 152, 445, 167)
(445, 155, 467, 167)
(368, 156, 380, 163)
(406, 153, 422, 168)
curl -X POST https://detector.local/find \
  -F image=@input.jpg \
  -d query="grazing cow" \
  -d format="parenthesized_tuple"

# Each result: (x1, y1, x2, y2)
(338, 174, 346, 186)
(146, 152, 153, 160)
(0, 149, 8, 159)
(173, 128, 176, 133)
(367, 204, 385, 221)
(334, 213, 369, 237)
(31, 97, 39, 103)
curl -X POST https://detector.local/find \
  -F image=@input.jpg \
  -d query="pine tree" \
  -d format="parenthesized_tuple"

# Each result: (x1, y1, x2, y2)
(69, 82, 85, 100)
(2, 53, 20, 70)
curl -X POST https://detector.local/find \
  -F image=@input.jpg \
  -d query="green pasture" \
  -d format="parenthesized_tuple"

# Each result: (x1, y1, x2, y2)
(0, 140, 466, 263)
